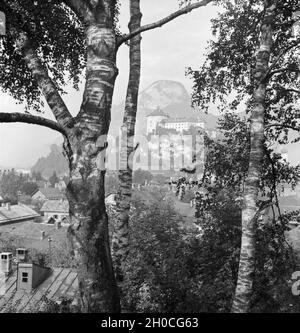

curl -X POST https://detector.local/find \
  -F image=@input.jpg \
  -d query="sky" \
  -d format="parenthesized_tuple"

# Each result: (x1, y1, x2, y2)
(0, 1, 219, 168)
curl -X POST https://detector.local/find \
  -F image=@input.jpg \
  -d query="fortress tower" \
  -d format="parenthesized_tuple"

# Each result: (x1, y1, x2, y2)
(146, 107, 168, 134)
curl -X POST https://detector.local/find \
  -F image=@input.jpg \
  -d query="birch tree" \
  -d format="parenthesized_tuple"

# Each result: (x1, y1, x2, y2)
(187, 0, 300, 312)
(0, 0, 214, 311)
(231, 0, 278, 313)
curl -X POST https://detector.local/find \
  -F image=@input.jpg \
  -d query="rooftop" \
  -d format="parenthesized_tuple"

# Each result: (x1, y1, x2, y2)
(0, 267, 78, 312)
(32, 188, 65, 200)
(0, 204, 39, 225)
(41, 200, 69, 213)
(163, 117, 205, 124)
(0, 221, 67, 252)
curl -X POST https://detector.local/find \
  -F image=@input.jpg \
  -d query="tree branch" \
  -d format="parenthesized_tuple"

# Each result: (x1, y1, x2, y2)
(268, 66, 300, 78)
(267, 87, 300, 105)
(268, 37, 300, 72)
(117, 0, 213, 47)
(15, 32, 74, 128)
(265, 123, 300, 131)
(0, 112, 68, 137)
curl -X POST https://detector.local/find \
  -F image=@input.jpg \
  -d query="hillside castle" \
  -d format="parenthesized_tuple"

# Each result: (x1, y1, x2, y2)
(146, 107, 210, 135)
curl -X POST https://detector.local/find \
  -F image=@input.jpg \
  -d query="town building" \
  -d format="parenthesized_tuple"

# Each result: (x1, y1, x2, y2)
(40, 200, 69, 224)
(146, 107, 169, 134)
(162, 117, 205, 132)
(35, 180, 51, 189)
(146, 107, 206, 135)
(31, 188, 65, 201)
(54, 179, 67, 192)
(105, 193, 117, 206)
(0, 220, 67, 252)
(0, 203, 39, 226)
(0, 250, 78, 312)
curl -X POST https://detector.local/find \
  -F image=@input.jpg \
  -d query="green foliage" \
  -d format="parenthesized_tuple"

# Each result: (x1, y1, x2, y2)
(120, 197, 205, 312)
(31, 171, 43, 181)
(0, 0, 85, 111)
(171, 110, 300, 312)
(133, 168, 153, 184)
(49, 171, 59, 187)
(0, 169, 28, 202)
(188, 0, 300, 145)
(152, 173, 168, 185)
(21, 181, 38, 195)
(105, 172, 118, 194)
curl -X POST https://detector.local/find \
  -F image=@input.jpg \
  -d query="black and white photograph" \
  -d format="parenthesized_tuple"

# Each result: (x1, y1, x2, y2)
(0, 0, 300, 319)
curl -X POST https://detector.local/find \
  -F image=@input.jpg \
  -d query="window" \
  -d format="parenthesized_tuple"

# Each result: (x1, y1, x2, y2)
(22, 272, 28, 283)
(1, 255, 7, 260)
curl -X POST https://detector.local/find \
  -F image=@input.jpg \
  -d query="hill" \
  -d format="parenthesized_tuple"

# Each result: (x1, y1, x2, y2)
(110, 80, 218, 136)
(31, 144, 68, 178)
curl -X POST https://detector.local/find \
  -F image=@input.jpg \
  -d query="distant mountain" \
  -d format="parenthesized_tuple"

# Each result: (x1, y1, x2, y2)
(110, 80, 218, 136)
(30, 80, 222, 176)
(31, 144, 68, 178)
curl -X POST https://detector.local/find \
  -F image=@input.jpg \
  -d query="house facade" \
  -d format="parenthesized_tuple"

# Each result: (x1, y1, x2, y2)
(146, 107, 206, 135)
(31, 188, 65, 201)
(40, 200, 69, 223)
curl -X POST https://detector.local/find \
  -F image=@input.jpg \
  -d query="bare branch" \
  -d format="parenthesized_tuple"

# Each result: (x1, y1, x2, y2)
(0, 112, 68, 137)
(117, 0, 213, 47)
(265, 123, 300, 131)
(268, 66, 300, 78)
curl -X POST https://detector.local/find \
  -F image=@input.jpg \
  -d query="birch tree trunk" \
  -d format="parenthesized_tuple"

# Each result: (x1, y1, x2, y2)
(65, 13, 120, 312)
(231, 1, 277, 313)
(112, 0, 142, 283)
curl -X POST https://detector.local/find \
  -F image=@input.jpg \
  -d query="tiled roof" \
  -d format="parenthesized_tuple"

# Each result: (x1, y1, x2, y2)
(41, 200, 69, 213)
(0, 267, 78, 312)
(164, 117, 205, 124)
(0, 204, 39, 225)
(32, 188, 65, 200)
(0, 221, 67, 252)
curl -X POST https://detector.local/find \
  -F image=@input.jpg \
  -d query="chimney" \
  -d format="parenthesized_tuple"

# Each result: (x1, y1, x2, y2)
(17, 263, 52, 293)
(55, 220, 61, 230)
(16, 248, 28, 263)
(40, 230, 45, 240)
(0, 252, 13, 275)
